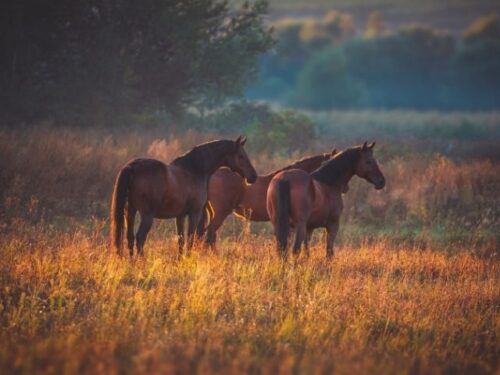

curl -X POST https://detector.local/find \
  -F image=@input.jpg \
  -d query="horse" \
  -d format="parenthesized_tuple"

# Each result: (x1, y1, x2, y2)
(110, 136, 257, 257)
(197, 149, 338, 250)
(267, 142, 385, 259)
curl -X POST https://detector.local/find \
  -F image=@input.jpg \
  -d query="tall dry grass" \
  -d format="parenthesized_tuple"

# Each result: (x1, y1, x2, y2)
(0, 125, 497, 248)
(0, 124, 498, 374)
(0, 225, 498, 374)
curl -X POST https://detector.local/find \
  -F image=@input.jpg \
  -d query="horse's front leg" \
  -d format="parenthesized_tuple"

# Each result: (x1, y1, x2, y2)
(325, 220, 339, 258)
(187, 210, 203, 252)
(175, 215, 186, 258)
(304, 228, 313, 257)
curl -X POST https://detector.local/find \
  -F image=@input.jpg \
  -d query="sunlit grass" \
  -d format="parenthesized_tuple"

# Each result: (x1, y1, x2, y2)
(0, 225, 498, 374)
(0, 122, 498, 374)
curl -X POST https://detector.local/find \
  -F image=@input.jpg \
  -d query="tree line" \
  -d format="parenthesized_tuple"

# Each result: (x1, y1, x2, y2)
(0, 0, 272, 124)
(248, 11, 500, 111)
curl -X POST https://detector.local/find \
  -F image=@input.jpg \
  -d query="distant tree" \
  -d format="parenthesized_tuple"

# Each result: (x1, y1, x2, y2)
(450, 16, 500, 109)
(252, 9, 356, 103)
(365, 11, 385, 38)
(0, 0, 273, 123)
(344, 26, 455, 108)
(463, 14, 500, 44)
(453, 44, 500, 108)
(288, 48, 367, 109)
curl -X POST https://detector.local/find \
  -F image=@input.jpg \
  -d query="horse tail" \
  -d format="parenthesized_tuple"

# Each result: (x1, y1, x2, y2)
(276, 180, 291, 253)
(110, 164, 133, 254)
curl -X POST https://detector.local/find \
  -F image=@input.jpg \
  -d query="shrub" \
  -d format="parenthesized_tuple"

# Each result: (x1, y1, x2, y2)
(287, 48, 367, 109)
(246, 110, 318, 154)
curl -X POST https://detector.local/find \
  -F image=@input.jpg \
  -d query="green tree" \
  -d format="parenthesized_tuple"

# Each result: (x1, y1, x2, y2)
(288, 48, 367, 109)
(0, 0, 273, 124)
(344, 26, 455, 108)
(463, 14, 500, 44)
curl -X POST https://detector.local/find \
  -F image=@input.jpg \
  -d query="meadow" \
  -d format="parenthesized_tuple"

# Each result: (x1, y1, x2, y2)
(0, 112, 498, 374)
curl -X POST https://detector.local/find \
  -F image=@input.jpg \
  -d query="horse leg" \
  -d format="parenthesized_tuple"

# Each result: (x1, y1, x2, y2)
(195, 204, 207, 240)
(205, 207, 231, 252)
(136, 214, 153, 256)
(292, 222, 306, 257)
(326, 220, 339, 258)
(126, 206, 137, 257)
(187, 211, 203, 253)
(176, 215, 186, 257)
(304, 228, 313, 258)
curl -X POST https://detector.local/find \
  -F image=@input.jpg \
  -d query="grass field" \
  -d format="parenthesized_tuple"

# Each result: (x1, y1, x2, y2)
(0, 114, 498, 374)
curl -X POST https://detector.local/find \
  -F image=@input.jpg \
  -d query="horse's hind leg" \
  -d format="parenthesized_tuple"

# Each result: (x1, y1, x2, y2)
(136, 214, 153, 256)
(195, 205, 207, 240)
(292, 223, 306, 257)
(187, 210, 203, 252)
(126, 206, 137, 257)
(304, 228, 313, 257)
(176, 215, 186, 257)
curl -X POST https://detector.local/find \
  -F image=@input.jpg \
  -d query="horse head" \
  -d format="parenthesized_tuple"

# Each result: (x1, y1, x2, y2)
(224, 136, 257, 184)
(354, 142, 385, 190)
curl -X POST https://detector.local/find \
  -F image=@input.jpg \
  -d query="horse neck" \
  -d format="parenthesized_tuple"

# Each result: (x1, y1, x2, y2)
(311, 152, 357, 191)
(201, 142, 235, 177)
(174, 141, 233, 179)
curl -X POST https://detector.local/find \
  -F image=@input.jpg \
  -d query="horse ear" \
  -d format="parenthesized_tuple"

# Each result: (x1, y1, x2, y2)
(240, 136, 247, 146)
(362, 141, 368, 150)
(369, 141, 376, 150)
(235, 135, 242, 145)
(331, 148, 337, 156)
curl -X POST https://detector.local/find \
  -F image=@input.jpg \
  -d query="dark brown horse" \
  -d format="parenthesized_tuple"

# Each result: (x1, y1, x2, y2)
(198, 149, 338, 249)
(110, 137, 257, 257)
(267, 142, 385, 259)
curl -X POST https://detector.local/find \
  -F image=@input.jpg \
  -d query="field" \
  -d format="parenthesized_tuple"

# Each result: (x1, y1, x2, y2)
(0, 113, 499, 374)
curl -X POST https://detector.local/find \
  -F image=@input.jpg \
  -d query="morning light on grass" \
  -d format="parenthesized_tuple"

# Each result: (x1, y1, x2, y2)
(1, 0, 499, 374)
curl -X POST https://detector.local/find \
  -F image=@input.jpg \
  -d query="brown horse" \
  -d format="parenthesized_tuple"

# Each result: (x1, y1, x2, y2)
(267, 142, 385, 259)
(110, 137, 257, 257)
(198, 149, 338, 249)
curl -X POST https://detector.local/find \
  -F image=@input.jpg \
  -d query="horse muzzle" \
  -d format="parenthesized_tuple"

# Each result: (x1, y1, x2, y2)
(373, 176, 385, 190)
(246, 172, 257, 184)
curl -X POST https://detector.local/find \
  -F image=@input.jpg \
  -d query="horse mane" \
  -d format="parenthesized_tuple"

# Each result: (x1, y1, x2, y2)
(271, 153, 330, 175)
(172, 139, 235, 173)
(311, 147, 361, 186)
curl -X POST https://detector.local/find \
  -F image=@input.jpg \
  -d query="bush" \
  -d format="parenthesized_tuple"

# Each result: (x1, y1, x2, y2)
(287, 48, 367, 109)
(246, 110, 317, 154)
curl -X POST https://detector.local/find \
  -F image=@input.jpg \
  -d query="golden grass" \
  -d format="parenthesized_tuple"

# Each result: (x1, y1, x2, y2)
(0, 226, 498, 374)
(0, 124, 498, 374)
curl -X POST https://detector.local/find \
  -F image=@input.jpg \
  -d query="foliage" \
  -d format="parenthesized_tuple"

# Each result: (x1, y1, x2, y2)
(250, 12, 500, 111)
(463, 14, 500, 44)
(246, 109, 317, 153)
(287, 48, 367, 109)
(0, 0, 273, 124)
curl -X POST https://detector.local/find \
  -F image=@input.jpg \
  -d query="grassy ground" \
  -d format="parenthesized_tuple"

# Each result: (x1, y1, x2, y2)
(0, 226, 498, 374)
(0, 118, 498, 374)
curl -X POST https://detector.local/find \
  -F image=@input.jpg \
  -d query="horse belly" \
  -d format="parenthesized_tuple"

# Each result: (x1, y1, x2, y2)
(155, 195, 189, 218)
(156, 171, 201, 218)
